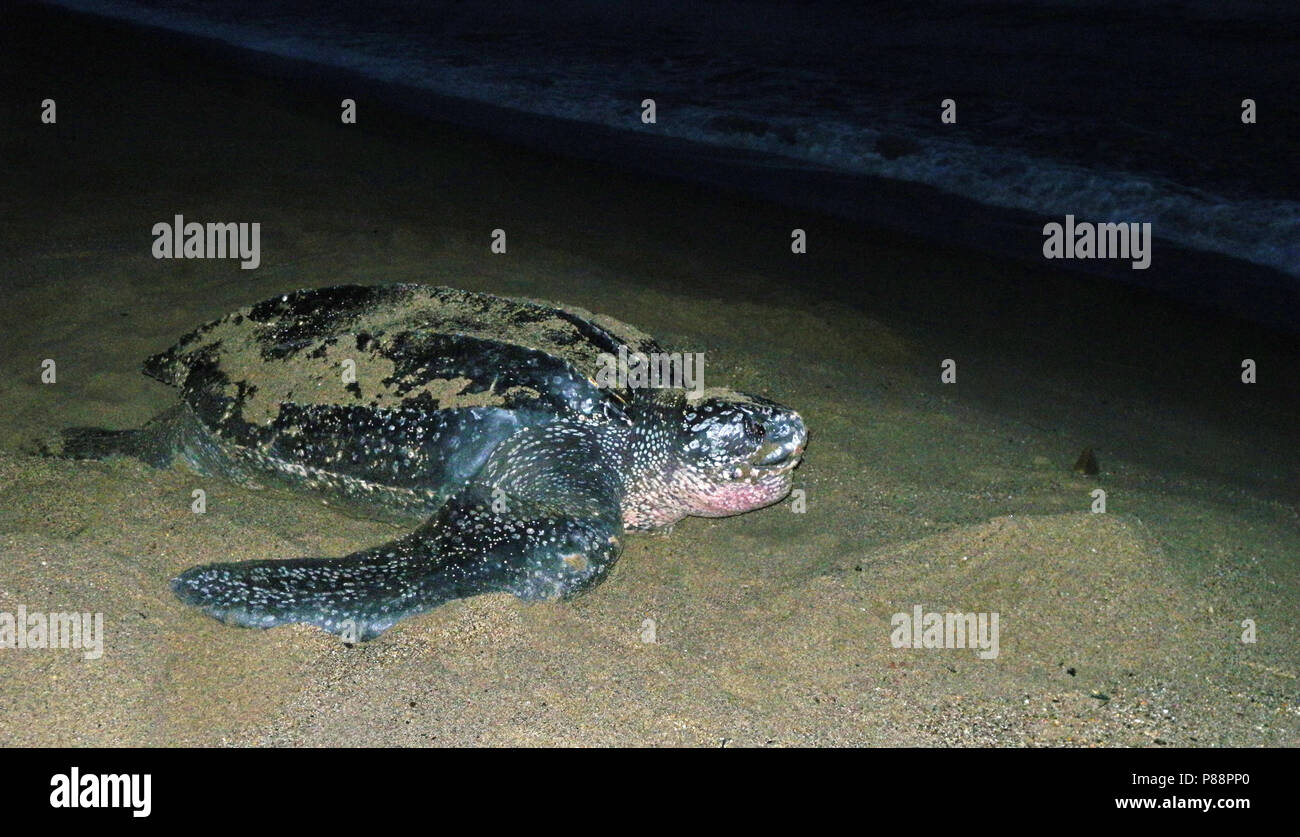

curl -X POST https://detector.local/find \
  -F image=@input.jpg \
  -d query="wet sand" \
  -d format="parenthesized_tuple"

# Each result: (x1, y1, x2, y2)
(0, 3, 1296, 747)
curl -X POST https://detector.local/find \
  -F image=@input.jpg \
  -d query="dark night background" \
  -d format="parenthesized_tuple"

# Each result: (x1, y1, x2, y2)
(23, 0, 1300, 324)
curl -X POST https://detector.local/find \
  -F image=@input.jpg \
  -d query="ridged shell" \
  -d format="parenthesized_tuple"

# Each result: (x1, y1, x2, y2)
(142, 285, 666, 504)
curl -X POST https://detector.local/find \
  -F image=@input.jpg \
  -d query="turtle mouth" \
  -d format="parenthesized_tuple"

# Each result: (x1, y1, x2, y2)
(728, 440, 804, 480)
(754, 439, 800, 466)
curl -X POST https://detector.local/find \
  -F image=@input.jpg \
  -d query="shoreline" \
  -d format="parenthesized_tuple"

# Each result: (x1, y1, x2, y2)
(15, 2, 1300, 332)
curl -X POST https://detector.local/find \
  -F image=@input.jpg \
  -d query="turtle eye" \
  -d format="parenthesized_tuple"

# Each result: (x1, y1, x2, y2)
(744, 416, 765, 440)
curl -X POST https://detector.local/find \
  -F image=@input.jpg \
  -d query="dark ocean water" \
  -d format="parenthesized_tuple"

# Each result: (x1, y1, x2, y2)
(41, 0, 1300, 292)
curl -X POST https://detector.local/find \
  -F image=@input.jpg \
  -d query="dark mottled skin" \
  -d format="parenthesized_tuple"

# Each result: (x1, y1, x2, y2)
(60, 285, 807, 640)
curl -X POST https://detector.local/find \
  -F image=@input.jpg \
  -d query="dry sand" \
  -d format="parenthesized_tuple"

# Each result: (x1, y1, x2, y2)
(0, 4, 1296, 747)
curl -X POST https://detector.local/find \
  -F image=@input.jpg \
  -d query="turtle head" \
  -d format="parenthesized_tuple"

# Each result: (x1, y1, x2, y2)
(672, 388, 806, 518)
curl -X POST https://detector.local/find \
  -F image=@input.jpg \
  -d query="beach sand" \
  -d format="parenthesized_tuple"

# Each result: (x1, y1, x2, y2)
(0, 4, 1296, 747)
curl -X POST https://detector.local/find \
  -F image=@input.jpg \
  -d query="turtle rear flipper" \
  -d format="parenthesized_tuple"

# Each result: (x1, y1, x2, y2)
(51, 407, 189, 468)
(57, 427, 156, 461)
(49, 406, 256, 479)
(170, 488, 623, 641)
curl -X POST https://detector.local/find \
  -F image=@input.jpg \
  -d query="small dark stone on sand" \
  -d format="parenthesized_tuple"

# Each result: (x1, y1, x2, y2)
(1073, 447, 1099, 475)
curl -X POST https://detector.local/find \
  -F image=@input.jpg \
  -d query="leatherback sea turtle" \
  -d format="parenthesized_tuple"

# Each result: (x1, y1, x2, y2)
(59, 285, 806, 640)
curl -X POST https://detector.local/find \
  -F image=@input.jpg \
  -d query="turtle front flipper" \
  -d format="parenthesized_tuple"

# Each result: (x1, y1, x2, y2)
(170, 485, 624, 641)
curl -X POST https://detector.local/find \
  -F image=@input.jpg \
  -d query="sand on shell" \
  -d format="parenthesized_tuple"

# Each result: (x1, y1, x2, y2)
(0, 4, 1297, 747)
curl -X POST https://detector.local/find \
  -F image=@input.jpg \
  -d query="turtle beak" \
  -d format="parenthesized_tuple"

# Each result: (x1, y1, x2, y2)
(753, 411, 806, 469)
